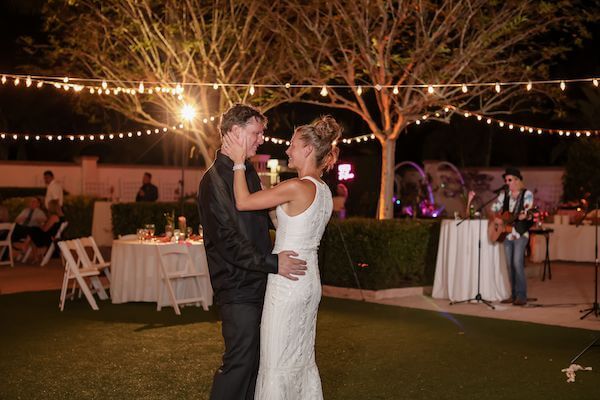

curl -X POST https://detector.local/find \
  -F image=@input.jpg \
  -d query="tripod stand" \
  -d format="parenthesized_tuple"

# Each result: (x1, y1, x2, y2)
(580, 198, 599, 320)
(450, 192, 501, 310)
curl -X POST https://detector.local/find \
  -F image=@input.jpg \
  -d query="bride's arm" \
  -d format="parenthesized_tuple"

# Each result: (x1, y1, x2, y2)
(233, 171, 301, 211)
(224, 132, 301, 212)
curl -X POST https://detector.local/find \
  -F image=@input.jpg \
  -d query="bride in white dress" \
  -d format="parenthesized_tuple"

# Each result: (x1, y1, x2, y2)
(222, 115, 342, 400)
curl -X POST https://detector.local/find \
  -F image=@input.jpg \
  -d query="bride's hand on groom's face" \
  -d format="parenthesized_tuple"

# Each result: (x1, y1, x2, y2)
(277, 250, 307, 281)
(223, 133, 247, 164)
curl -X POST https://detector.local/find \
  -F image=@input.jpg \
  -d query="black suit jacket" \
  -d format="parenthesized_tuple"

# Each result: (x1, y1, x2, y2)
(197, 151, 278, 305)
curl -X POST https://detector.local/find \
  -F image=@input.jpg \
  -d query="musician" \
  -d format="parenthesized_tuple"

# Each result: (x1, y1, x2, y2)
(490, 167, 534, 306)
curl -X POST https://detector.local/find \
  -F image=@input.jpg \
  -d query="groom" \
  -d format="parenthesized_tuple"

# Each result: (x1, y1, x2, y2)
(198, 104, 307, 400)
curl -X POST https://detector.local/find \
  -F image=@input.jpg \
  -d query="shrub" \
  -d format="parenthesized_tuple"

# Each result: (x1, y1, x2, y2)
(319, 218, 440, 290)
(111, 202, 200, 237)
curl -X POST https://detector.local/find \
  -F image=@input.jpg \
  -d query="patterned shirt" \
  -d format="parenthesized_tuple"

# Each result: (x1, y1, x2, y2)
(491, 189, 534, 240)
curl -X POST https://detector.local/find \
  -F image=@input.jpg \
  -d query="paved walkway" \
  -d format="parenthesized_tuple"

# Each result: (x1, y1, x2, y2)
(2, 257, 600, 331)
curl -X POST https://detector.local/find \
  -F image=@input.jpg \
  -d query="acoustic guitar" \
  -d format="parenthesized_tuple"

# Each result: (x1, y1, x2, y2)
(488, 207, 537, 243)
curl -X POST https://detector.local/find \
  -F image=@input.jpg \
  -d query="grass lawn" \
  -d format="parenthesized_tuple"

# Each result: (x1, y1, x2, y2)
(1, 291, 598, 399)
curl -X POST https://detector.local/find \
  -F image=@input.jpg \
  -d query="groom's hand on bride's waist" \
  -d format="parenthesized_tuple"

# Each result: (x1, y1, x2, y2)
(277, 251, 307, 281)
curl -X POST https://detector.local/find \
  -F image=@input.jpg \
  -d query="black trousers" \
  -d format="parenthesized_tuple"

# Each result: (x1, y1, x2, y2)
(210, 303, 262, 400)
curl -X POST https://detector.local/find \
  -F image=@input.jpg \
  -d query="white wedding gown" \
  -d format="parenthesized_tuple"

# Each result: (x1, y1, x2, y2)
(255, 176, 333, 400)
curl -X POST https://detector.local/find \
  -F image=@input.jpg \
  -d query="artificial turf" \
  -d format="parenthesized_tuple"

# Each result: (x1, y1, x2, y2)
(0, 291, 598, 399)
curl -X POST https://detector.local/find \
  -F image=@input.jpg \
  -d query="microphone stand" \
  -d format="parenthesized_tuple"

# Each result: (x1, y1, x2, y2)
(579, 197, 599, 320)
(451, 190, 503, 310)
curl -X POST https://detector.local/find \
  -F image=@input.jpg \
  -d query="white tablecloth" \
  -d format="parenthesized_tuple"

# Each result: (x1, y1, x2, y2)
(433, 219, 510, 302)
(530, 223, 597, 263)
(110, 239, 213, 307)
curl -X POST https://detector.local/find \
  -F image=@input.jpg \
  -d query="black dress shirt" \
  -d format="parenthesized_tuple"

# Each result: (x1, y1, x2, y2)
(136, 183, 159, 202)
(197, 151, 278, 305)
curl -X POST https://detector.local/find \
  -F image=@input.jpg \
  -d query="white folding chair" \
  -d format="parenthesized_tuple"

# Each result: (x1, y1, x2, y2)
(40, 221, 69, 266)
(156, 243, 209, 315)
(58, 240, 103, 311)
(76, 236, 111, 282)
(0, 223, 16, 267)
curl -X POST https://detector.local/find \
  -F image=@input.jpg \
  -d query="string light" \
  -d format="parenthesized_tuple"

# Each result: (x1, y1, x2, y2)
(560, 80, 566, 91)
(392, 85, 399, 95)
(356, 86, 363, 96)
(427, 85, 434, 94)
(461, 84, 468, 93)
(526, 81, 532, 91)
(495, 82, 501, 93)
(320, 85, 328, 97)
(0, 125, 181, 142)
(249, 84, 255, 95)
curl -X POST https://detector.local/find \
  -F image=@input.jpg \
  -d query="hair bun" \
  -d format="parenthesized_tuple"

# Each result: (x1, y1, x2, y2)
(313, 115, 342, 144)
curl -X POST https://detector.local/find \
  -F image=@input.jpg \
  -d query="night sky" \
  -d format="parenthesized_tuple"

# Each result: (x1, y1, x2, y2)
(0, 1, 598, 172)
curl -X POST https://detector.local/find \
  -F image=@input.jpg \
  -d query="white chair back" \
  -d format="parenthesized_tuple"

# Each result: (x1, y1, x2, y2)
(74, 237, 111, 283)
(0, 222, 16, 267)
(40, 221, 69, 266)
(156, 243, 209, 315)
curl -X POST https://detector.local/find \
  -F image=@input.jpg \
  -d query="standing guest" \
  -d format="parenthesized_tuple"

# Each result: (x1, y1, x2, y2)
(136, 172, 159, 202)
(332, 183, 349, 219)
(14, 200, 65, 264)
(12, 197, 47, 242)
(491, 167, 534, 306)
(44, 170, 63, 208)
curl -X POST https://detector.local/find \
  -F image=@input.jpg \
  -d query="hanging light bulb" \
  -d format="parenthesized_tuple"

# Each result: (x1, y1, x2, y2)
(393, 85, 399, 95)
(320, 85, 328, 97)
(138, 82, 145, 93)
(427, 85, 434, 94)
(499, 121, 505, 127)
(249, 84, 255, 95)
(1, 75, 6, 84)
(285, 82, 291, 89)
(37, 81, 43, 88)
(461, 84, 468, 93)
(495, 82, 501, 93)
(526, 81, 532, 91)
(26, 76, 32, 87)
(102, 80, 108, 90)
(593, 79, 599, 87)
(560, 80, 566, 91)
(356, 86, 363, 96)
(63, 77, 69, 83)
(375, 84, 382, 91)
(14, 77, 20, 86)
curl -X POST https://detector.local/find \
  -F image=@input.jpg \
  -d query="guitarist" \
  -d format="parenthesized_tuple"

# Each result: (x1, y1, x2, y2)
(490, 167, 534, 306)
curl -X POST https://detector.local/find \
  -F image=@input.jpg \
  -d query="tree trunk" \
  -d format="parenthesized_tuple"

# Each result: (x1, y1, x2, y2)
(376, 137, 397, 220)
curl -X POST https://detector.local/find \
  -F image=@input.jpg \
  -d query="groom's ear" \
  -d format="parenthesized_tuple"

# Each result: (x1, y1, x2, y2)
(231, 124, 242, 139)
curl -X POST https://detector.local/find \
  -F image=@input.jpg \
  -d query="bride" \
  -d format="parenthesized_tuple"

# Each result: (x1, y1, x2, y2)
(222, 115, 342, 399)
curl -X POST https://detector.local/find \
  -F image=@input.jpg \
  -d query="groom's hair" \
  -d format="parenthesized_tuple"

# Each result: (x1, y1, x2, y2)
(219, 104, 267, 138)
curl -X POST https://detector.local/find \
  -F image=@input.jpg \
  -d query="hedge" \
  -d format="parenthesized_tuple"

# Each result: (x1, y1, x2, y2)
(111, 202, 200, 237)
(319, 218, 440, 290)
(1, 195, 95, 239)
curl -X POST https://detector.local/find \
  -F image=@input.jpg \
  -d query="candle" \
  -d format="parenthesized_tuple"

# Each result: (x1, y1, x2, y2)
(178, 216, 186, 232)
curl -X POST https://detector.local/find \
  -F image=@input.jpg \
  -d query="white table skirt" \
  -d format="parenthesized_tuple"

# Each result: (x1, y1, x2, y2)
(433, 219, 510, 302)
(110, 239, 213, 307)
(530, 223, 597, 263)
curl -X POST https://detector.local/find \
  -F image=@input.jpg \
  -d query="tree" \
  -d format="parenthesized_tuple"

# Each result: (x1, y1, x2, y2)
(36, 0, 292, 166)
(268, 0, 597, 219)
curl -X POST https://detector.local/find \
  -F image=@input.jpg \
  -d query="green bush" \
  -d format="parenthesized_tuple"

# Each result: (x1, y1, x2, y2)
(1, 195, 95, 239)
(319, 218, 440, 290)
(0, 187, 47, 201)
(111, 202, 200, 237)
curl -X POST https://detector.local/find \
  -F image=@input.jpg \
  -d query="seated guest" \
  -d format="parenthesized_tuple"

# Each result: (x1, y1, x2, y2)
(14, 200, 65, 263)
(12, 197, 47, 242)
(136, 172, 159, 202)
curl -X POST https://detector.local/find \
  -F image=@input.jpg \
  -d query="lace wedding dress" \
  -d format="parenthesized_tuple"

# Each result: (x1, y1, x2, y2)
(255, 176, 333, 400)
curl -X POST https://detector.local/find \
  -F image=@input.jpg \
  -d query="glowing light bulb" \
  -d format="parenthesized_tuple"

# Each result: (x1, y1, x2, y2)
(138, 82, 145, 93)
(26, 76, 32, 87)
(495, 82, 501, 93)
(526, 81, 532, 91)
(320, 85, 328, 96)
(249, 84, 255, 95)
(393, 85, 399, 95)
(1, 75, 6, 84)
(102, 80, 107, 90)
(36, 81, 44, 88)
(593, 79, 599, 87)
(285, 83, 291, 89)
(461, 84, 468, 93)
(356, 86, 363, 96)
(14, 77, 20, 86)
(63, 77, 69, 83)
(560, 80, 566, 91)
(427, 85, 434, 94)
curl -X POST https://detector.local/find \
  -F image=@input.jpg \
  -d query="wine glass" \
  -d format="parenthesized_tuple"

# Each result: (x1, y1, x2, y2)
(145, 224, 155, 238)
(136, 228, 146, 242)
(186, 226, 193, 239)
(173, 229, 181, 242)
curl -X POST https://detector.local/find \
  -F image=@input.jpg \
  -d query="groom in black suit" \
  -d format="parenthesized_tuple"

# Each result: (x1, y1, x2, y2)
(198, 104, 307, 400)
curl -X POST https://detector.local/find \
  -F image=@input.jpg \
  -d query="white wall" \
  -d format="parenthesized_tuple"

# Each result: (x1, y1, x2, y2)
(0, 157, 206, 202)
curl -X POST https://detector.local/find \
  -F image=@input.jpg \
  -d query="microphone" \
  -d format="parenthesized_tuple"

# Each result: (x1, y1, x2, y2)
(492, 184, 508, 194)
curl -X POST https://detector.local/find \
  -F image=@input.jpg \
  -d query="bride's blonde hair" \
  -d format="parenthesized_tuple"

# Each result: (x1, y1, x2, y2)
(295, 115, 342, 171)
